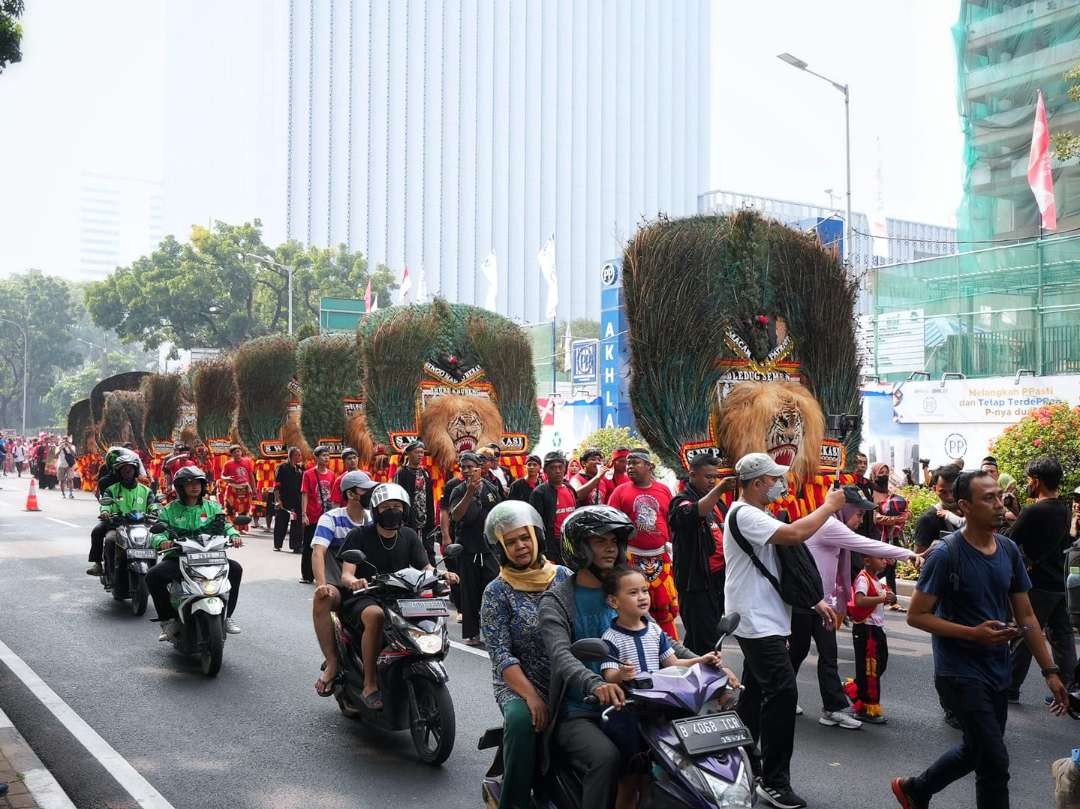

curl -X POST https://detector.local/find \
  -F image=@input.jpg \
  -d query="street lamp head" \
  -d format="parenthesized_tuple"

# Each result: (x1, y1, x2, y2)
(777, 52, 808, 70)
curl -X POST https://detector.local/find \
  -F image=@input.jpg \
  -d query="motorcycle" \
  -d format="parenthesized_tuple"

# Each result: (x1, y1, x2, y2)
(330, 543, 463, 765)
(97, 496, 157, 616)
(480, 613, 754, 809)
(148, 514, 249, 677)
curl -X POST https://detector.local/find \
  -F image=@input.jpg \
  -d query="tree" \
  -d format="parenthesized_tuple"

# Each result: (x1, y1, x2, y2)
(991, 403, 1080, 494)
(0, 1, 23, 74)
(1052, 65, 1080, 161)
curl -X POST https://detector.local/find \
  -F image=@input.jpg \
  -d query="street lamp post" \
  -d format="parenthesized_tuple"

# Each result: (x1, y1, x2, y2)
(0, 318, 28, 435)
(245, 253, 294, 335)
(778, 52, 852, 266)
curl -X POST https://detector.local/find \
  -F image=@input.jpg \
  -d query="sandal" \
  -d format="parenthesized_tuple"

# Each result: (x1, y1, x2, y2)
(361, 689, 384, 710)
(315, 673, 338, 697)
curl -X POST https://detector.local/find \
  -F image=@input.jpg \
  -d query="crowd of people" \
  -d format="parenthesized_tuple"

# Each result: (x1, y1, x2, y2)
(0, 432, 78, 495)
(73, 436, 1080, 809)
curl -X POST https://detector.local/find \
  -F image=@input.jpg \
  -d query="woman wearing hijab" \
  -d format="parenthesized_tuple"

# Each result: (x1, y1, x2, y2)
(869, 463, 911, 608)
(480, 501, 571, 809)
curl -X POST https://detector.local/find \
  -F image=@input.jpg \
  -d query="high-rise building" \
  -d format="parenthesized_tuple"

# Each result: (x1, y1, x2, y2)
(285, 0, 711, 322)
(78, 173, 164, 283)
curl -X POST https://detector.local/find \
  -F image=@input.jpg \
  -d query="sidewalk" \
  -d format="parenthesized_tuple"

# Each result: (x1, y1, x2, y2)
(0, 708, 75, 809)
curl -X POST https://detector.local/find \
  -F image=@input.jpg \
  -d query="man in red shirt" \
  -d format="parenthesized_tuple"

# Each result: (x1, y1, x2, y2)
(571, 448, 608, 505)
(162, 443, 197, 502)
(221, 444, 256, 532)
(528, 451, 579, 566)
(330, 447, 361, 506)
(607, 448, 679, 637)
(597, 447, 631, 504)
(300, 446, 335, 584)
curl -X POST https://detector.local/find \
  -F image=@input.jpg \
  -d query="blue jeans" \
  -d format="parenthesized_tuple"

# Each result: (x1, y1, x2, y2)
(911, 676, 1009, 809)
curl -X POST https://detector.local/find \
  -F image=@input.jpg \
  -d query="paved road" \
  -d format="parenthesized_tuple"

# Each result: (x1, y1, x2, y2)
(0, 481, 1074, 808)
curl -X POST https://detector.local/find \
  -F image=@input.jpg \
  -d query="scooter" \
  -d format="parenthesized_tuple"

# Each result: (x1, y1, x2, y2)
(480, 613, 755, 809)
(331, 544, 463, 765)
(149, 514, 248, 677)
(98, 496, 156, 616)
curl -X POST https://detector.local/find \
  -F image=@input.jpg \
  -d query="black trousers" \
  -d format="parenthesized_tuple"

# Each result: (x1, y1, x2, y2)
(147, 557, 243, 620)
(736, 634, 798, 790)
(458, 550, 498, 639)
(554, 716, 620, 809)
(788, 608, 849, 713)
(1009, 588, 1077, 696)
(300, 524, 317, 581)
(273, 508, 302, 551)
(89, 521, 108, 563)
(911, 676, 1009, 809)
(678, 570, 725, 655)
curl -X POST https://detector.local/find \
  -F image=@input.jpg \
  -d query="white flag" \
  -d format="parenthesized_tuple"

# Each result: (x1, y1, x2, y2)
(414, 263, 429, 303)
(480, 250, 498, 311)
(870, 138, 889, 259)
(537, 237, 557, 320)
(400, 266, 413, 304)
(562, 321, 573, 373)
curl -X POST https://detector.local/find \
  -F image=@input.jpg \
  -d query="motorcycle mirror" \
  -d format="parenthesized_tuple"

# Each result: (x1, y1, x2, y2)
(570, 638, 616, 663)
(234, 515, 253, 526)
(716, 613, 741, 642)
(340, 549, 368, 566)
(443, 543, 464, 560)
(149, 522, 168, 534)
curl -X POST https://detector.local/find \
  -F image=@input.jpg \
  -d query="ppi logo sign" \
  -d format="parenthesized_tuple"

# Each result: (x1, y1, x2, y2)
(943, 432, 968, 460)
(571, 340, 598, 385)
(601, 262, 619, 287)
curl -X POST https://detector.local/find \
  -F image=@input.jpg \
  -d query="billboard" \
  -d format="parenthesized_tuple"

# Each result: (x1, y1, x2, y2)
(570, 340, 598, 386)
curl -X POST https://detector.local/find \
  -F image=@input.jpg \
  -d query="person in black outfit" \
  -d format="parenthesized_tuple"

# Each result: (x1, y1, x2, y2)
(273, 447, 305, 552)
(912, 463, 963, 553)
(393, 440, 436, 564)
(507, 454, 542, 502)
(1007, 456, 1077, 700)
(86, 455, 122, 576)
(669, 454, 736, 653)
(529, 451, 576, 565)
(849, 452, 873, 580)
(448, 451, 502, 645)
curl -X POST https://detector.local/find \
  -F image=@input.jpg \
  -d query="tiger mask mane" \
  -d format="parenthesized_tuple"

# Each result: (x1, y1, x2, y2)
(419, 395, 505, 473)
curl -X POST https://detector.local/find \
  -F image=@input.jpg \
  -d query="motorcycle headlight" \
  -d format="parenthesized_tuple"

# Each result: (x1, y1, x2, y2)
(658, 741, 752, 808)
(406, 627, 444, 655)
(201, 579, 220, 595)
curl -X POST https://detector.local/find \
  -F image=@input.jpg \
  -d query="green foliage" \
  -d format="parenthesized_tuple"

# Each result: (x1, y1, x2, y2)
(556, 319, 600, 373)
(192, 357, 237, 440)
(898, 485, 939, 547)
(234, 335, 297, 453)
(1053, 65, 1080, 161)
(990, 403, 1080, 493)
(297, 334, 361, 446)
(0, 1, 23, 74)
(573, 426, 649, 461)
(85, 221, 395, 352)
(140, 374, 183, 443)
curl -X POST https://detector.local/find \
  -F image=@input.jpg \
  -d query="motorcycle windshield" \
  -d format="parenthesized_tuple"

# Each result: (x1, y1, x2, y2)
(630, 664, 728, 714)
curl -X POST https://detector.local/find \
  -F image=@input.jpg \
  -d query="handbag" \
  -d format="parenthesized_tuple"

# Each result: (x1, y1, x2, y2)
(727, 504, 825, 610)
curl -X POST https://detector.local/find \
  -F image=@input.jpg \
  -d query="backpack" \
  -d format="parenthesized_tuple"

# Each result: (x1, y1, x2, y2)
(727, 504, 825, 610)
(63, 447, 76, 466)
(928, 529, 1020, 622)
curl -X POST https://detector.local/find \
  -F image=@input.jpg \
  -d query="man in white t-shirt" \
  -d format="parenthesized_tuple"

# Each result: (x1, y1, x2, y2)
(723, 453, 845, 809)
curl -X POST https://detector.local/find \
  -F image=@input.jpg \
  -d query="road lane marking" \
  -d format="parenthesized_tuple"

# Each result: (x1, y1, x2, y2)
(450, 640, 490, 659)
(0, 638, 177, 809)
(46, 517, 79, 528)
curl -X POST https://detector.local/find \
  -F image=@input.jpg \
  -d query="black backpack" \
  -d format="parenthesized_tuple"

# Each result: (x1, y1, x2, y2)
(727, 504, 825, 610)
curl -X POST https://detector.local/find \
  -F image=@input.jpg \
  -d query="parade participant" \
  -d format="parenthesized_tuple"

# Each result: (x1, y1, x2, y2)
(273, 447, 304, 552)
(221, 444, 256, 532)
(507, 454, 542, 502)
(330, 447, 361, 506)
(479, 501, 571, 809)
(449, 452, 502, 645)
(571, 448, 607, 505)
(598, 447, 631, 504)
(1007, 456, 1077, 702)
(162, 443, 196, 495)
(850, 555, 895, 724)
(724, 452, 845, 809)
(299, 446, 335, 584)
(148, 466, 244, 638)
(894, 470, 1069, 809)
(529, 451, 579, 566)
(480, 446, 511, 499)
(393, 440, 436, 565)
(338, 483, 458, 709)
(607, 449, 679, 637)
(669, 454, 736, 653)
(311, 470, 377, 696)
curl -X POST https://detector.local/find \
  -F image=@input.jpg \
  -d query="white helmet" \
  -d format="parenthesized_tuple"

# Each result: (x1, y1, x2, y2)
(369, 482, 410, 510)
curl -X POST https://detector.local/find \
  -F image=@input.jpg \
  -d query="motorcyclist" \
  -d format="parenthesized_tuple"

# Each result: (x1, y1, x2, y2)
(87, 447, 134, 576)
(337, 482, 459, 710)
(147, 466, 244, 640)
(538, 505, 698, 808)
(98, 451, 158, 573)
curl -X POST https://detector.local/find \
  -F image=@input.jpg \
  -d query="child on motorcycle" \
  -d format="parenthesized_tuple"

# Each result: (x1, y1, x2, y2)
(600, 565, 735, 809)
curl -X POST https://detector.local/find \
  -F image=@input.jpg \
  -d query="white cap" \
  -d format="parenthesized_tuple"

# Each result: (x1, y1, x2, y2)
(734, 452, 789, 481)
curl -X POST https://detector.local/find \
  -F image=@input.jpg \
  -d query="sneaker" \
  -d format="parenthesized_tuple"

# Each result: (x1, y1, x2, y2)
(794, 704, 804, 716)
(854, 711, 888, 725)
(86, 563, 103, 576)
(1006, 693, 1020, 705)
(756, 783, 808, 809)
(158, 619, 181, 642)
(819, 710, 862, 729)
(224, 618, 241, 635)
(890, 777, 927, 809)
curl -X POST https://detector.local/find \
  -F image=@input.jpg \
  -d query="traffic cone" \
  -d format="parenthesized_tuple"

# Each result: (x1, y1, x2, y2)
(24, 478, 40, 512)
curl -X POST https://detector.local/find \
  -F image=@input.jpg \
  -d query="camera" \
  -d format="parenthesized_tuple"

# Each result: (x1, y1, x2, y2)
(919, 458, 930, 466)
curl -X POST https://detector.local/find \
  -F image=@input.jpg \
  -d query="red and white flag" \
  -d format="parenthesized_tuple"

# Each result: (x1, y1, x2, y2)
(1027, 89, 1057, 231)
(364, 278, 374, 313)
(400, 266, 413, 304)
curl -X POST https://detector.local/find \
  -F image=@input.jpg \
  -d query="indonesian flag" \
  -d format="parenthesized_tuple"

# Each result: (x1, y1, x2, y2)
(400, 266, 413, 304)
(536, 397, 555, 426)
(1027, 89, 1057, 231)
(364, 278, 374, 313)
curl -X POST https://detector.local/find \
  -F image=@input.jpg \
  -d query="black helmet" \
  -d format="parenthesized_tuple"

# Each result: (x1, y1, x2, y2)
(560, 505, 634, 573)
(172, 466, 208, 499)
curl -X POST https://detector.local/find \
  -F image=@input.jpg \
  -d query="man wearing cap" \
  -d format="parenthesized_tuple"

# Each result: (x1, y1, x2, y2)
(723, 452, 845, 809)
(221, 444, 256, 532)
(273, 447, 305, 552)
(571, 448, 608, 506)
(300, 446, 336, 584)
(311, 469, 378, 696)
(394, 440, 437, 565)
(529, 451, 579, 567)
(607, 449, 680, 637)
(449, 451, 503, 645)
(508, 454, 543, 502)
(330, 447, 362, 506)
(598, 447, 631, 504)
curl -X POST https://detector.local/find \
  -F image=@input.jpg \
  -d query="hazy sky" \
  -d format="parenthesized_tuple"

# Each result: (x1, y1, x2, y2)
(0, 0, 963, 281)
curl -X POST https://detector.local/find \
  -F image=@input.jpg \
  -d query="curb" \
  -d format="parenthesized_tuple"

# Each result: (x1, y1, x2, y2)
(0, 708, 76, 809)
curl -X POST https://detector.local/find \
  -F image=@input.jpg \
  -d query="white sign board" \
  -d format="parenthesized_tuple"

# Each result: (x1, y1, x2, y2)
(893, 375, 1080, 424)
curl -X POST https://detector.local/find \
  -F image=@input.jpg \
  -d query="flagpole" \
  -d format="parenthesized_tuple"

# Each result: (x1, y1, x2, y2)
(1036, 213, 1044, 376)
(551, 317, 557, 396)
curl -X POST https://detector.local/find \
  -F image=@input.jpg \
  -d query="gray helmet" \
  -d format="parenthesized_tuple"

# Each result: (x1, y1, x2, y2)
(483, 500, 546, 566)
(339, 470, 375, 498)
(172, 465, 208, 498)
(369, 482, 410, 511)
(113, 449, 141, 471)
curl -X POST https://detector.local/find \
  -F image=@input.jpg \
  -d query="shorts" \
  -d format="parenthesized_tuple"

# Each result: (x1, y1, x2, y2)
(602, 711, 649, 773)
(341, 593, 380, 627)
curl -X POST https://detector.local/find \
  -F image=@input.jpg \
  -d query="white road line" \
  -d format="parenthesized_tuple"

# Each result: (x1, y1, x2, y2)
(0, 638, 176, 809)
(45, 517, 79, 529)
(450, 640, 490, 659)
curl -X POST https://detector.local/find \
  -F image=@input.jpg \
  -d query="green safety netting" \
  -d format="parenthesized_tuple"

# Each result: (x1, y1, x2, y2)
(953, 0, 1080, 244)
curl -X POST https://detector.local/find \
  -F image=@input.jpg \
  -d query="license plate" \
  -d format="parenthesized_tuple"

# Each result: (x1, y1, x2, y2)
(126, 549, 156, 560)
(185, 551, 227, 565)
(398, 598, 450, 618)
(671, 712, 753, 756)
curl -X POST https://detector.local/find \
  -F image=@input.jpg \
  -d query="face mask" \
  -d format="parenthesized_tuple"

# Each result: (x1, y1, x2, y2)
(376, 509, 404, 530)
(766, 479, 788, 502)
(359, 492, 373, 509)
(874, 475, 889, 488)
